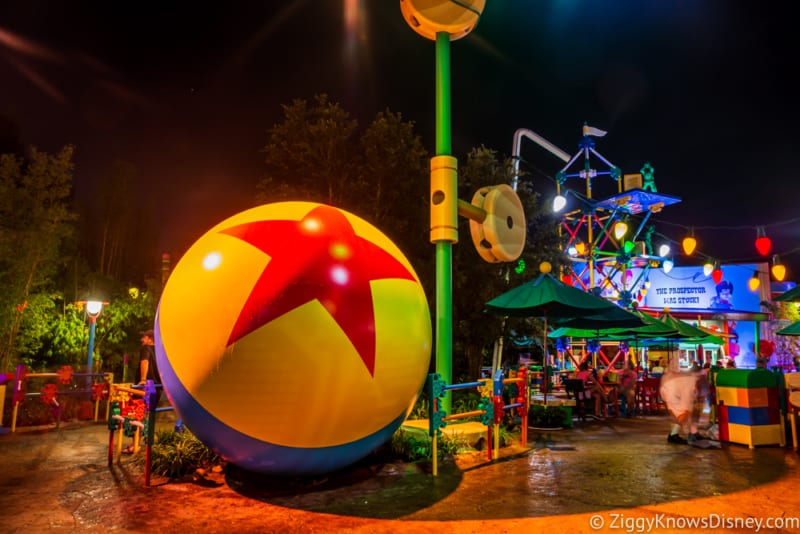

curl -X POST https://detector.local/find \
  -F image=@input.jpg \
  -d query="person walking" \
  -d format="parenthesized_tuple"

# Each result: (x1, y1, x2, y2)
(123, 329, 161, 454)
(659, 359, 701, 444)
(136, 329, 161, 387)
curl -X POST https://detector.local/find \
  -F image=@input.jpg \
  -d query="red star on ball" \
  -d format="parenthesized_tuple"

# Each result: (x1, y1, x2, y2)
(220, 205, 416, 376)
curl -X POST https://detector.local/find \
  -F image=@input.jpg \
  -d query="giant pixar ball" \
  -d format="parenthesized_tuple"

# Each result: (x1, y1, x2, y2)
(155, 202, 432, 475)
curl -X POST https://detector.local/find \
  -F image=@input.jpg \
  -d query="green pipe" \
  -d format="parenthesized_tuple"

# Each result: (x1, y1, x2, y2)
(435, 32, 451, 155)
(435, 31, 453, 414)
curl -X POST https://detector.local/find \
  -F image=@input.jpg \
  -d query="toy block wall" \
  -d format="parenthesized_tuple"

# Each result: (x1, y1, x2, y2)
(714, 369, 783, 448)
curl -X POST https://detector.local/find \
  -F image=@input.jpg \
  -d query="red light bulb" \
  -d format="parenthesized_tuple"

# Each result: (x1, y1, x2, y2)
(711, 267, 723, 284)
(755, 235, 771, 256)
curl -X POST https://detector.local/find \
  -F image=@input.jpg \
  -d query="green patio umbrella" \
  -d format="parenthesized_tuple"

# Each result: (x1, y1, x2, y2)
(485, 272, 639, 319)
(485, 268, 645, 401)
(640, 311, 725, 367)
(552, 307, 648, 329)
(776, 321, 800, 336)
(549, 310, 679, 370)
(549, 310, 678, 340)
(549, 326, 608, 339)
(775, 285, 800, 302)
(654, 311, 724, 344)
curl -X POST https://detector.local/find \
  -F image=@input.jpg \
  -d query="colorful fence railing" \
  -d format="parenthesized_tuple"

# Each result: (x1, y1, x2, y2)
(427, 367, 529, 476)
(8, 364, 112, 432)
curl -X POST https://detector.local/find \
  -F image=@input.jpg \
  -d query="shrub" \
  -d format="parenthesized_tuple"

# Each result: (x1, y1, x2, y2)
(527, 405, 567, 428)
(388, 428, 470, 462)
(139, 429, 222, 478)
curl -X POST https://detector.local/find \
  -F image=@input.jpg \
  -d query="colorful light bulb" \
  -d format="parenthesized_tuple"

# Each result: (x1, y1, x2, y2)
(682, 235, 697, 256)
(712, 267, 723, 284)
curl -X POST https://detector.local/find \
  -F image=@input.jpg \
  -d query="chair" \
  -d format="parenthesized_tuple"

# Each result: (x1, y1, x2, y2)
(602, 383, 621, 417)
(786, 373, 800, 451)
(564, 379, 591, 421)
(636, 377, 664, 414)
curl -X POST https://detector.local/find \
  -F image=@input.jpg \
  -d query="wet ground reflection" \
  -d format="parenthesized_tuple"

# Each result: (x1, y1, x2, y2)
(226, 416, 797, 520)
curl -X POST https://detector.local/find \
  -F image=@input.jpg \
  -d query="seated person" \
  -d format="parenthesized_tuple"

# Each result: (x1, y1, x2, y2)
(619, 362, 638, 416)
(575, 361, 606, 418)
(650, 358, 665, 376)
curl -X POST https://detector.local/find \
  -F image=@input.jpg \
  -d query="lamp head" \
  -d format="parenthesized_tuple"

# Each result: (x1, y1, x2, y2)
(400, 0, 485, 41)
(553, 194, 567, 212)
(86, 300, 103, 317)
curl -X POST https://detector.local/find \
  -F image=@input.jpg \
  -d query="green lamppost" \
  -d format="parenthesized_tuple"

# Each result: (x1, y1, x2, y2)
(401, 0, 487, 414)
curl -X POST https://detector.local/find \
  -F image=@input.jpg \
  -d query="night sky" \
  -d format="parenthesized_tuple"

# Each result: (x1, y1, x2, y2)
(1, 2, 799, 278)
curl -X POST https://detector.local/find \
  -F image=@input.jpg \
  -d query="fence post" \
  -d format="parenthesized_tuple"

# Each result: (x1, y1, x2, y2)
(0, 383, 6, 434)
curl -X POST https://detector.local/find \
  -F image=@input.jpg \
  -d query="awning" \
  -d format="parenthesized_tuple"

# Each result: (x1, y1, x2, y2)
(636, 307, 772, 322)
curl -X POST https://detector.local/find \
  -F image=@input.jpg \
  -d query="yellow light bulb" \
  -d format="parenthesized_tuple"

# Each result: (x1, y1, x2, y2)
(748, 275, 760, 291)
(614, 221, 628, 240)
(772, 256, 786, 282)
(772, 263, 786, 281)
(682, 236, 697, 255)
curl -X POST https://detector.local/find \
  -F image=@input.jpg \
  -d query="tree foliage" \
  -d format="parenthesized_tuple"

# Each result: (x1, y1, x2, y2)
(257, 95, 434, 305)
(0, 146, 78, 371)
(258, 94, 358, 206)
(0, 144, 161, 377)
(95, 161, 137, 279)
(257, 96, 565, 381)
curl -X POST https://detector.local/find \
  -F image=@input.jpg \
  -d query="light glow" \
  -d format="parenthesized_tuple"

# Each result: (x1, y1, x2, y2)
(614, 221, 628, 240)
(755, 234, 772, 256)
(329, 242, 352, 260)
(771, 254, 786, 281)
(330, 265, 350, 285)
(748, 274, 761, 291)
(712, 267, 724, 284)
(301, 217, 322, 233)
(203, 252, 223, 271)
(553, 194, 567, 212)
(682, 235, 697, 255)
(86, 300, 103, 317)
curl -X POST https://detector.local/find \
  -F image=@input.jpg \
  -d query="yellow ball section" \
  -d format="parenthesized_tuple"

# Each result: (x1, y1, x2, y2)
(400, 0, 486, 41)
(539, 261, 552, 274)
